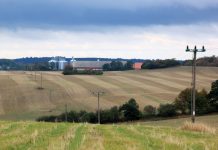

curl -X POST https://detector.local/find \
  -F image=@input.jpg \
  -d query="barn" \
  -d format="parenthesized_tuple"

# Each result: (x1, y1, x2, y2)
(133, 62, 143, 70)
(71, 58, 111, 70)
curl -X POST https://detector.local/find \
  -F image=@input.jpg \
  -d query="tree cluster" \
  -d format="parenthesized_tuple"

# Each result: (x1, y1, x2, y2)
(183, 56, 218, 67)
(141, 59, 180, 69)
(103, 61, 133, 71)
(37, 80, 218, 124)
(63, 65, 103, 75)
(0, 59, 23, 70)
(37, 99, 140, 123)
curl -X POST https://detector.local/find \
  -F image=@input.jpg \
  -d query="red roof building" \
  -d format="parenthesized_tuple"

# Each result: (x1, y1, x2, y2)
(133, 62, 143, 70)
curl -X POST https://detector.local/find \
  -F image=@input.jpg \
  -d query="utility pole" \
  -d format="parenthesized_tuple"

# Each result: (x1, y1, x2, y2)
(186, 46, 206, 123)
(35, 71, 37, 81)
(92, 91, 105, 124)
(40, 72, 43, 89)
(65, 104, 68, 122)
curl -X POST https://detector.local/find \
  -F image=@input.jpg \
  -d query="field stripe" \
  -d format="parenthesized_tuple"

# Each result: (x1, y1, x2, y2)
(108, 76, 170, 93)
(68, 124, 88, 150)
(122, 73, 185, 91)
(44, 75, 93, 111)
(74, 76, 128, 96)
(47, 124, 81, 149)
(98, 125, 136, 150)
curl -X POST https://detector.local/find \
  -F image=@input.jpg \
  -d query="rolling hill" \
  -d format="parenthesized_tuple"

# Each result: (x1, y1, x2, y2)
(0, 66, 217, 120)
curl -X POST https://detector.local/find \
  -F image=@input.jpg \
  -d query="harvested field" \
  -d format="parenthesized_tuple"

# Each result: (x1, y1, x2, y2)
(0, 66, 217, 120)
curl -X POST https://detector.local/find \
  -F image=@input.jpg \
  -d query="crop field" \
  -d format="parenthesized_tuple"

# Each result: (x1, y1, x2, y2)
(0, 115, 218, 150)
(0, 66, 218, 120)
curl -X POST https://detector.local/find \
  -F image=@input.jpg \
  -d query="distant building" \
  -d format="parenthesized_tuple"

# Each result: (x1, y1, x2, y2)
(49, 56, 128, 71)
(48, 56, 68, 70)
(71, 58, 111, 70)
(133, 62, 143, 70)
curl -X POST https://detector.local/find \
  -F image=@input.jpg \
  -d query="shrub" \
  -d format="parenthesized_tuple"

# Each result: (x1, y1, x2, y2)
(36, 115, 57, 122)
(119, 98, 141, 121)
(63, 68, 103, 75)
(158, 104, 177, 117)
(174, 88, 210, 115)
(143, 105, 156, 117)
(62, 65, 74, 75)
(103, 61, 133, 71)
(100, 106, 120, 123)
(141, 59, 180, 69)
(208, 80, 218, 111)
(174, 88, 192, 115)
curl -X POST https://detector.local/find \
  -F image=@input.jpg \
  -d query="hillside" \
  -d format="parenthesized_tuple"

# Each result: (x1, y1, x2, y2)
(0, 115, 218, 150)
(0, 66, 218, 120)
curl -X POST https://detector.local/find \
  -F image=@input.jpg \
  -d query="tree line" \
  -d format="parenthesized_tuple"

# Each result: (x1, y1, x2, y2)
(37, 79, 218, 123)
(103, 61, 134, 71)
(183, 56, 218, 67)
(141, 59, 181, 69)
(62, 65, 103, 75)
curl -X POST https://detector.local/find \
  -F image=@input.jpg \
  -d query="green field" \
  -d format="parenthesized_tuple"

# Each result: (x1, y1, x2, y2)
(0, 66, 218, 120)
(0, 115, 218, 150)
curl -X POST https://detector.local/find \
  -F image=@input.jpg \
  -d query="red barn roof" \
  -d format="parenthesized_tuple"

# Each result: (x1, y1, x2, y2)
(133, 62, 143, 70)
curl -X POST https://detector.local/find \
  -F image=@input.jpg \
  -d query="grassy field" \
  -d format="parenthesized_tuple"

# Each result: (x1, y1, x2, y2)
(0, 66, 218, 120)
(0, 115, 218, 150)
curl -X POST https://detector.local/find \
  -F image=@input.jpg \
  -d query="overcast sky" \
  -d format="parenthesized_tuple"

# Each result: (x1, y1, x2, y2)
(0, 0, 218, 59)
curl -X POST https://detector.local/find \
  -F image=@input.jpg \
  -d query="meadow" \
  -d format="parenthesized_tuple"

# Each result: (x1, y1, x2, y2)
(0, 114, 218, 150)
(0, 66, 218, 120)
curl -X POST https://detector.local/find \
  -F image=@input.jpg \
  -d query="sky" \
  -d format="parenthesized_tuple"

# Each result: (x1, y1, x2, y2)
(0, 0, 218, 59)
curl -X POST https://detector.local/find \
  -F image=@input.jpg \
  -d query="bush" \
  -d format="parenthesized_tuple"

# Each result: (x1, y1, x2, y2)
(36, 115, 57, 122)
(208, 80, 218, 111)
(119, 98, 141, 121)
(103, 61, 133, 71)
(143, 105, 156, 118)
(63, 66, 103, 75)
(158, 104, 177, 117)
(141, 59, 180, 69)
(62, 65, 74, 75)
(174, 88, 192, 115)
(100, 106, 120, 123)
(174, 88, 210, 115)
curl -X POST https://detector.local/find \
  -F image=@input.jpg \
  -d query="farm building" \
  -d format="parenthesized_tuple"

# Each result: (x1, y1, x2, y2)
(133, 62, 143, 70)
(48, 56, 68, 70)
(70, 58, 111, 70)
(49, 57, 128, 71)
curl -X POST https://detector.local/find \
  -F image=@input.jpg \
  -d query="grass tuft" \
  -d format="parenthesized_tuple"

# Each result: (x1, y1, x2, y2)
(181, 121, 216, 134)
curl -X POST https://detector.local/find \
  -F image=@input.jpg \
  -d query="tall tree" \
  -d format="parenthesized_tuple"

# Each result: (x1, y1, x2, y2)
(119, 98, 140, 121)
(208, 80, 218, 111)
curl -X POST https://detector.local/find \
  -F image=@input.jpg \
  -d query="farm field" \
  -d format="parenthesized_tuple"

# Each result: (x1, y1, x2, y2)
(0, 115, 218, 150)
(0, 66, 218, 120)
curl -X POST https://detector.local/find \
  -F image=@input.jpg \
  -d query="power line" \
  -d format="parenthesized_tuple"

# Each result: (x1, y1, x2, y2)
(186, 45, 206, 123)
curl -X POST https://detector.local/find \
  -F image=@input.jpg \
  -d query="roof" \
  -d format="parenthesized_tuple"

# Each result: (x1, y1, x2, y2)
(72, 61, 111, 68)
(133, 62, 143, 69)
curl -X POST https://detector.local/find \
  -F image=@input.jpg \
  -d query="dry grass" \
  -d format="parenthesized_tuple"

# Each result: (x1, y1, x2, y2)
(181, 121, 216, 134)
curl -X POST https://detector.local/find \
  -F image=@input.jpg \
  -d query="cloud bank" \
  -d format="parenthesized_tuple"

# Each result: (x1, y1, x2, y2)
(1, 24, 218, 59)
(0, 0, 217, 59)
(0, 0, 218, 27)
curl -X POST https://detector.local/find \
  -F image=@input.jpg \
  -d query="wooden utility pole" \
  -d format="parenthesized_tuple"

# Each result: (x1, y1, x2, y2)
(35, 72, 37, 81)
(40, 72, 43, 89)
(92, 91, 105, 124)
(186, 46, 206, 123)
(65, 104, 68, 122)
